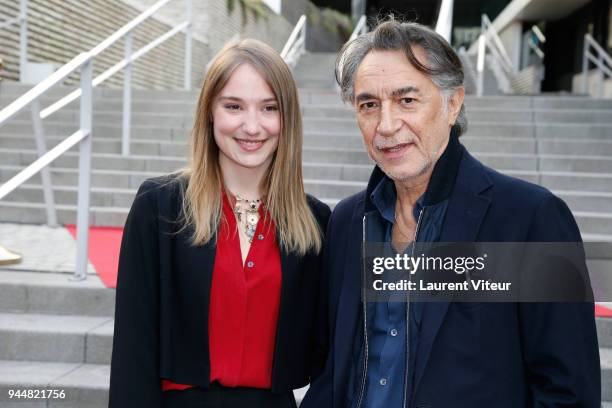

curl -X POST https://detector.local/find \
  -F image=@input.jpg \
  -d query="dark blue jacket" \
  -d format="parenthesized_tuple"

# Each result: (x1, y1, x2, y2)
(302, 133, 601, 408)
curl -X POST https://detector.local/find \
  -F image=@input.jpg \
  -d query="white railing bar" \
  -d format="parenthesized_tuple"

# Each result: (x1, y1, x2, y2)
(586, 34, 612, 67)
(586, 52, 612, 77)
(435, 0, 454, 43)
(122, 32, 133, 156)
(0, 52, 90, 126)
(280, 15, 306, 59)
(40, 21, 189, 119)
(183, 0, 192, 90)
(0, 129, 89, 200)
(349, 15, 367, 42)
(482, 15, 513, 72)
(531, 25, 546, 43)
(30, 100, 58, 227)
(73, 60, 93, 281)
(89, 0, 173, 58)
(0, 15, 22, 30)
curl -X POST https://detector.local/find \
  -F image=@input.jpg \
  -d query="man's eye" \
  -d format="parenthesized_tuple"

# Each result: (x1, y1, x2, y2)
(360, 102, 377, 110)
(401, 97, 414, 104)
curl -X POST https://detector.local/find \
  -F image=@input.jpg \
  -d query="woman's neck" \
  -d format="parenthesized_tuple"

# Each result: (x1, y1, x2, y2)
(219, 154, 268, 200)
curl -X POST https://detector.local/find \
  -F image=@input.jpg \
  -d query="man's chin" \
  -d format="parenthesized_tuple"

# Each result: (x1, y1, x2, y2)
(378, 162, 431, 183)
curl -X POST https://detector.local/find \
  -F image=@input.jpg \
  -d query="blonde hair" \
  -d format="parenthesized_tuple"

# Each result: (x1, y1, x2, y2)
(178, 39, 322, 255)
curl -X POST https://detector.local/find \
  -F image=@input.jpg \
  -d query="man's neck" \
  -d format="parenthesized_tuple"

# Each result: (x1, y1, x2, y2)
(394, 169, 433, 213)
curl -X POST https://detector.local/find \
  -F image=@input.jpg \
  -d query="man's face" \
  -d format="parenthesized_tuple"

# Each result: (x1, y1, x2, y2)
(353, 48, 463, 183)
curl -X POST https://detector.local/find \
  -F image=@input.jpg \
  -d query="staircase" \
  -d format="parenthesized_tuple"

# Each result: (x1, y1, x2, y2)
(1, 48, 612, 405)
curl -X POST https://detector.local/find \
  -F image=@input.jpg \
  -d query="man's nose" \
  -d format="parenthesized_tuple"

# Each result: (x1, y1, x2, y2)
(376, 103, 401, 137)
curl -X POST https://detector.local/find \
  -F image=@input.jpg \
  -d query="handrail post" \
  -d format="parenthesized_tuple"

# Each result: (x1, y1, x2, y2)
(184, 0, 192, 90)
(73, 60, 93, 281)
(582, 35, 589, 94)
(476, 31, 486, 97)
(18, 0, 28, 82)
(122, 32, 132, 156)
(597, 53, 604, 98)
(30, 100, 57, 227)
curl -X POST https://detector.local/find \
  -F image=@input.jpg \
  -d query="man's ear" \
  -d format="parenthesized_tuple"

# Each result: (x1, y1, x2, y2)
(448, 87, 465, 126)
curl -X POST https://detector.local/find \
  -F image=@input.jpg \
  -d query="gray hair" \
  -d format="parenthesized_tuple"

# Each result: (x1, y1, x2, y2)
(336, 18, 468, 136)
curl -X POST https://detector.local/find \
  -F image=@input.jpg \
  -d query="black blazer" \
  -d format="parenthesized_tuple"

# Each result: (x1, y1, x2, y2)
(108, 174, 331, 407)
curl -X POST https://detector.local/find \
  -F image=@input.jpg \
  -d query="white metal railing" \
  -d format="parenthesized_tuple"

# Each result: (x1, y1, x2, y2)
(435, 0, 454, 43)
(0, 0, 193, 281)
(349, 14, 367, 42)
(526, 25, 546, 61)
(280, 15, 307, 69)
(582, 34, 612, 97)
(476, 14, 515, 96)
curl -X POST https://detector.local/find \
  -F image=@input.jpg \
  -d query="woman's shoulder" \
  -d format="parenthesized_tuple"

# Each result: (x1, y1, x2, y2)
(305, 194, 331, 225)
(132, 172, 187, 214)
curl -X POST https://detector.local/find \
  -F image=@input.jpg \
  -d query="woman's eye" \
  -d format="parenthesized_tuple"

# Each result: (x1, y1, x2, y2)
(225, 104, 240, 110)
(264, 105, 279, 112)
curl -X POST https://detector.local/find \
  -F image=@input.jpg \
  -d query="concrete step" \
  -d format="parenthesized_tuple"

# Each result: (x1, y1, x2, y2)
(557, 191, 612, 213)
(0, 312, 112, 364)
(0, 360, 109, 408)
(0, 200, 128, 226)
(599, 317, 612, 348)
(603, 347, 612, 402)
(0, 271, 114, 317)
(575, 212, 612, 236)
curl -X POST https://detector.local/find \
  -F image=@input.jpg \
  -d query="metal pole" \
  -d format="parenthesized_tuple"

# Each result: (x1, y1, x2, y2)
(18, 0, 28, 82)
(122, 32, 132, 156)
(477, 33, 486, 97)
(582, 35, 589, 94)
(30, 100, 57, 227)
(184, 0, 192, 90)
(73, 60, 93, 282)
(597, 53, 604, 98)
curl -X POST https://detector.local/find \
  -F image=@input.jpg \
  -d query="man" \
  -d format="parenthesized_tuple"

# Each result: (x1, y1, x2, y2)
(302, 20, 601, 408)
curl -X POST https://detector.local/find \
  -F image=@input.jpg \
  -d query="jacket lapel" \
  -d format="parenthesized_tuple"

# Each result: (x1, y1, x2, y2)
(412, 150, 492, 396)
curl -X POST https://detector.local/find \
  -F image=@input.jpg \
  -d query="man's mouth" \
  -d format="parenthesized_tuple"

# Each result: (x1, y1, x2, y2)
(378, 142, 414, 157)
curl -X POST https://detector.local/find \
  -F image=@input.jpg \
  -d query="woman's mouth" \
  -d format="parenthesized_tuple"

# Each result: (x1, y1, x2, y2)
(235, 138, 266, 152)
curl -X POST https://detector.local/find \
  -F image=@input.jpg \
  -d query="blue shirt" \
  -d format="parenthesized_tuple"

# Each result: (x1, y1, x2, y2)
(362, 177, 423, 408)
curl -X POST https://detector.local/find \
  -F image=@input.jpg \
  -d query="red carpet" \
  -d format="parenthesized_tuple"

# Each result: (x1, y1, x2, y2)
(65, 225, 123, 289)
(62, 224, 612, 318)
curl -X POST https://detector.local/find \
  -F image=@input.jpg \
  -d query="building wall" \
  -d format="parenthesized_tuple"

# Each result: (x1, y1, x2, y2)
(0, 0, 208, 89)
(0, 0, 299, 90)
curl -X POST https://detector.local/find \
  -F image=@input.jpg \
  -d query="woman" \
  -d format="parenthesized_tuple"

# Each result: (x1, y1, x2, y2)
(109, 39, 330, 408)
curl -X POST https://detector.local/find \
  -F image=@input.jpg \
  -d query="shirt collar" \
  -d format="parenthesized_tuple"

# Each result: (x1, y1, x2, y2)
(370, 176, 425, 223)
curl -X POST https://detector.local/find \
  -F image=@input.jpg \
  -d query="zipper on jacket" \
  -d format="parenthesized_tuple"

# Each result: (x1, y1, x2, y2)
(355, 214, 369, 408)
(403, 207, 425, 408)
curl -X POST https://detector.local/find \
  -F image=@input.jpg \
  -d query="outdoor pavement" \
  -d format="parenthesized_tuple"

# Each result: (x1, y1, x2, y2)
(0, 223, 96, 275)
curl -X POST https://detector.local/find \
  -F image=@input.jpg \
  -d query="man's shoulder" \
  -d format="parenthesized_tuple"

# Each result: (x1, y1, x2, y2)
(331, 190, 367, 222)
(478, 161, 556, 209)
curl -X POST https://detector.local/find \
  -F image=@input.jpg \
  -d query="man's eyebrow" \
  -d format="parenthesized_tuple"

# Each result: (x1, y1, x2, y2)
(391, 86, 420, 97)
(355, 92, 377, 103)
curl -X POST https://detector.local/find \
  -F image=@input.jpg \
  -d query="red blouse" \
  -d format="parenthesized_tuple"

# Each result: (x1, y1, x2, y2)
(161, 193, 282, 391)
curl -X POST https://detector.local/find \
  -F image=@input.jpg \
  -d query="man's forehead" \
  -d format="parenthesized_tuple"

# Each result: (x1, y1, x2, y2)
(354, 49, 430, 97)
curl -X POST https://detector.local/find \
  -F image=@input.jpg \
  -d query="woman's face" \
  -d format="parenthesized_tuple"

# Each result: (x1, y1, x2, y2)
(212, 63, 281, 173)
